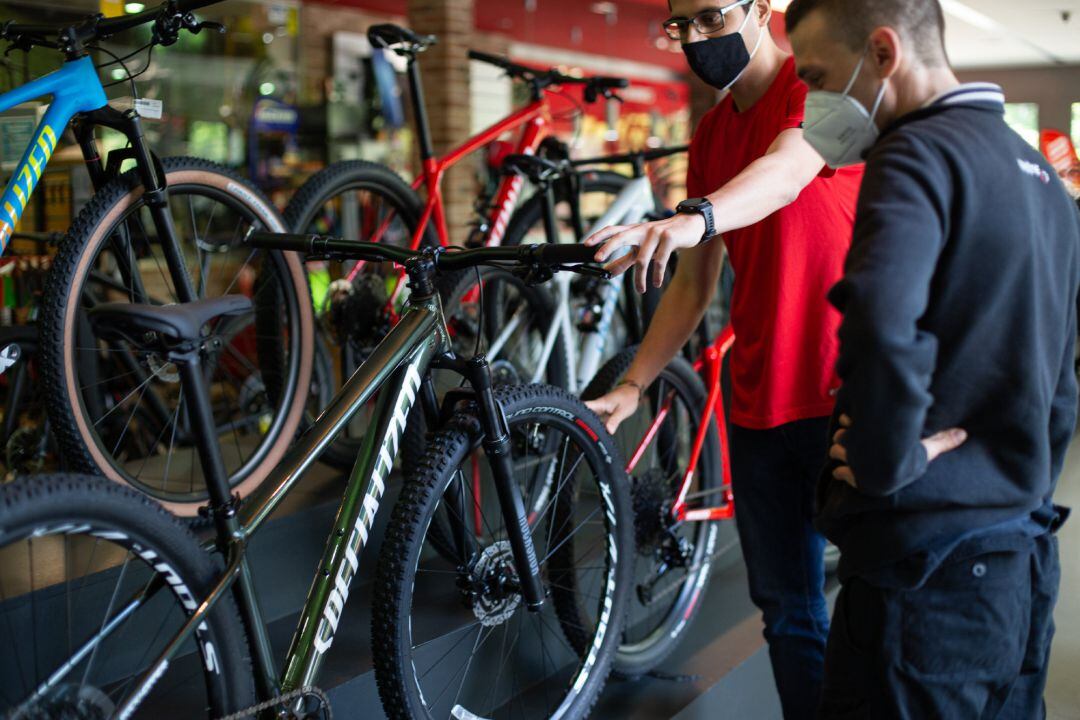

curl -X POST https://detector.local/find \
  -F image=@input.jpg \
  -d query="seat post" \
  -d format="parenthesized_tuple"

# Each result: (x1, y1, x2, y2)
(174, 349, 235, 527)
(406, 56, 435, 162)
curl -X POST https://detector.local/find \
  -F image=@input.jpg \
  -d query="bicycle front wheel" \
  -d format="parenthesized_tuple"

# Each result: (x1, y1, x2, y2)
(40, 157, 314, 517)
(0, 474, 253, 718)
(373, 384, 633, 720)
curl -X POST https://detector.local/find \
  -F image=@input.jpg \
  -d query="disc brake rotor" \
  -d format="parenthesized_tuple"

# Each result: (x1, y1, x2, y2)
(470, 540, 522, 627)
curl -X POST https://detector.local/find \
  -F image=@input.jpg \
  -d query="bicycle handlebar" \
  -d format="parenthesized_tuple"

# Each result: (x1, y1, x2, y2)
(1, 0, 224, 53)
(467, 49, 627, 100)
(246, 233, 601, 273)
(571, 144, 690, 168)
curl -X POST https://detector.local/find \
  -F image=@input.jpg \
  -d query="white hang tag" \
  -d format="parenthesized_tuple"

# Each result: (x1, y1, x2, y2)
(134, 98, 163, 120)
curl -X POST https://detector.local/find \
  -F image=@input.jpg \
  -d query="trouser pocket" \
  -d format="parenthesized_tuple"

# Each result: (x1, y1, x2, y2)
(900, 545, 1032, 681)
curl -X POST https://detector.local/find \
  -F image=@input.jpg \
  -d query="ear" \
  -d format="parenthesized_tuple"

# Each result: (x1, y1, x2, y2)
(867, 26, 903, 79)
(754, 0, 773, 27)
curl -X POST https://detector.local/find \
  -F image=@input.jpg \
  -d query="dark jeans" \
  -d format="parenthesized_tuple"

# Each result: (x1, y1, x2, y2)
(819, 531, 1060, 720)
(730, 416, 831, 720)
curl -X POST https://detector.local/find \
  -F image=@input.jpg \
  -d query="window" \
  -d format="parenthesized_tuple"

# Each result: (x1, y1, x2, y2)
(1003, 103, 1040, 148)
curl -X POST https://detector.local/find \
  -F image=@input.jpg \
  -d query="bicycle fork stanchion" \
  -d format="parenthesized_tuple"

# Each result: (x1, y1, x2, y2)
(466, 355, 547, 610)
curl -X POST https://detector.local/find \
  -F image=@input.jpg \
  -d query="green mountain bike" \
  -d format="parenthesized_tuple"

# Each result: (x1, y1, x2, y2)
(0, 238, 633, 720)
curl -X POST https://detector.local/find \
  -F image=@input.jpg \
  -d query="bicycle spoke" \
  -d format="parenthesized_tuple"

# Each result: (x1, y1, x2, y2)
(161, 394, 184, 494)
(81, 553, 134, 687)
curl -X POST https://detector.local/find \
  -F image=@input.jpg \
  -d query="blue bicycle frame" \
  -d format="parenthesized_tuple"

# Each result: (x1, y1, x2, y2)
(0, 56, 107, 252)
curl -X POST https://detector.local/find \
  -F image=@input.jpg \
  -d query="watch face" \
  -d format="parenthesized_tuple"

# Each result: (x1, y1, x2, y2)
(679, 198, 708, 211)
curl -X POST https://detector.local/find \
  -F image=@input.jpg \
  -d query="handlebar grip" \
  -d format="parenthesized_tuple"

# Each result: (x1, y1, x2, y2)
(593, 76, 629, 89)
(246, 232, 316, 254)
(534, 243, 600, 265)
(97, 0, 222, 37)
(468, 49, 514, 70)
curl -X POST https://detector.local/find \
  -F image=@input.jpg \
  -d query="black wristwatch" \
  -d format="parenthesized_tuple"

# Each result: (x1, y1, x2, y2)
(676, 197, 717, 245)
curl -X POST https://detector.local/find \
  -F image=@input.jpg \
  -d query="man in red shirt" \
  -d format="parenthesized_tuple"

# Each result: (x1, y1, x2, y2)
(584, 0, 861, 716)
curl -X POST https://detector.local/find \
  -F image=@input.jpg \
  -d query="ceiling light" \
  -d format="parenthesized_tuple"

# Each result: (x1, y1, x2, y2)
(939, 0, 999, 33)
(123, 2, 146, 12)
(940, 0, 1061, 62)
(589, 2, 617, 15)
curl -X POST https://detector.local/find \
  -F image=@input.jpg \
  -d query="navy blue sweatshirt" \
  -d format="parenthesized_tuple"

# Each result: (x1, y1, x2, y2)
(816, 84, 1080, 587)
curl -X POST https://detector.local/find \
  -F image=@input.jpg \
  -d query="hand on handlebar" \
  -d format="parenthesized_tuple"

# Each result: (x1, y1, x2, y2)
(585, 213, 708, 294)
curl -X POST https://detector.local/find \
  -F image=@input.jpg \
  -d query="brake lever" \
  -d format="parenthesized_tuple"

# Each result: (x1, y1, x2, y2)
(192, 20, 226, 35)
(559, 264, 611, 280)
(511, 263, 555, 287)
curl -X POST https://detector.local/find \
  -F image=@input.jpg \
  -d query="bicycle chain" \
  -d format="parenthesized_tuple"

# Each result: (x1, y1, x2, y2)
(213, 685, 332, 720)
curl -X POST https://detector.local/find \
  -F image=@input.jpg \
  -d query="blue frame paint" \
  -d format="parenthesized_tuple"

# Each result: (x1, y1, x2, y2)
(0, 56, 107, 251)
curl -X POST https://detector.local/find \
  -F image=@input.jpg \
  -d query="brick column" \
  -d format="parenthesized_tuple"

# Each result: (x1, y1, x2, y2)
(407, 0, 475, 241)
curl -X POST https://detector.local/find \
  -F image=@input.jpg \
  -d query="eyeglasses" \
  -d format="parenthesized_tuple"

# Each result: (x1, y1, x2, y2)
(662, 0, 754, 41)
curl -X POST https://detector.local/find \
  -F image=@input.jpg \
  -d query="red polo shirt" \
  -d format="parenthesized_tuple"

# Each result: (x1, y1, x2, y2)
(687, 56, 863, 430)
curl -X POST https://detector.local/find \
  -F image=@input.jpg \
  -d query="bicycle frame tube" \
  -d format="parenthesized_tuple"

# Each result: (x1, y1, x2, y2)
(620, 324, 735, 522)
(365, 100, 550, 304)
(575, 175, 654, 384)
(0, 56, 107, 251)
(672, 326, 736, 523)
(514, 174, 654, 393)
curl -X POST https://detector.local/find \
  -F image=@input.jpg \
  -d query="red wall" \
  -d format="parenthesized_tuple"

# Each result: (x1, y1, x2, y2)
(305, 0, 789, 73)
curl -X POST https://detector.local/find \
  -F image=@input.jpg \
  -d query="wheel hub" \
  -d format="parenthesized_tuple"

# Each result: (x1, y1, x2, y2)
(145, 351, 179, 384)
(469, 540, 522, 627)
(323, 276, 394, 358)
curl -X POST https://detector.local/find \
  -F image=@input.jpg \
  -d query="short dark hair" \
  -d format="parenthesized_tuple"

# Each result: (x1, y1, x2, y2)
(785, 0, 948, 65)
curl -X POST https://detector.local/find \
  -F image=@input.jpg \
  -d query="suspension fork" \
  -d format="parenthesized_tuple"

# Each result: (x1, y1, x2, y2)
(86, 107, 198, 303)
(465, 355, 545, 610)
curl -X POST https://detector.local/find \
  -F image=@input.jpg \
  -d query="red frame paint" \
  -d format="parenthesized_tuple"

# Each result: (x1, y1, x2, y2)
(345, 97, 551, 309)
(626, 325, 737, 524)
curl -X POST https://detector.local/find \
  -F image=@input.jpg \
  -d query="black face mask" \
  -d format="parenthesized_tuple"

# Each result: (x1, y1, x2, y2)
(682, 33, 751, 91)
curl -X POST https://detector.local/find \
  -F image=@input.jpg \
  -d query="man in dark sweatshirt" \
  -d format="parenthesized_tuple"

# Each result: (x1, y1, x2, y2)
(786, 0, 1080, 717)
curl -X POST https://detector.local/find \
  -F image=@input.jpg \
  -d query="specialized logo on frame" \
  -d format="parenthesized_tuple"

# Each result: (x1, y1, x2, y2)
(314, 362, 423, 656)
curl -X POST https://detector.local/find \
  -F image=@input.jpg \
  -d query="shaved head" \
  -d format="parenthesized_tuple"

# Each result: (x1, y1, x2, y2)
(785, 0, 948, 66)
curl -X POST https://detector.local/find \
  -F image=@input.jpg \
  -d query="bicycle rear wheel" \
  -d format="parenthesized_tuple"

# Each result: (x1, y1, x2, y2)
(580, 345, 725, 676)
(373, 384, 633, 720)
(40, 157, 313, 517)
(0, 474, 253, 718)
(285, 160, 431, 470)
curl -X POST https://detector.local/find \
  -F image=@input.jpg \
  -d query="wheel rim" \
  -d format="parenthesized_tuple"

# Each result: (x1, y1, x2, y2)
(0, 521, 226, 717)
(605, 372, 719, 660)
(64, 181, 305, 504)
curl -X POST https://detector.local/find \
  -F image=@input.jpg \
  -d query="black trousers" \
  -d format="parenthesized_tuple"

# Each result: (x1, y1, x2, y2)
(818, 531, 1060, 720)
